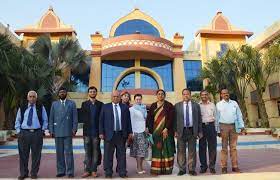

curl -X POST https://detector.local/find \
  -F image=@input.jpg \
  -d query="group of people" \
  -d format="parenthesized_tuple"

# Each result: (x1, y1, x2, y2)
(15, 86, 245, 179)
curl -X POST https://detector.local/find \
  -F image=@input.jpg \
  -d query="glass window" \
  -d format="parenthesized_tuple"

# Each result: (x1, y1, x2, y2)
(141, 72, 158, 89)
(114, 19, 160, 37)
(217, 43, 229, 58)
(101, 60, 134, 92)
(70, 59, 91, 93)
(141, 60, 173, 91)
(184, 60, 203, 91)
(117, 73, 135, 90)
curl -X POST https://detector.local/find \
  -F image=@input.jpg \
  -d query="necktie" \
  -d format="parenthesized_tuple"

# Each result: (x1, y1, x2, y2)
(27, 104, 34, 126)
(115, 104, 120, 131)
(185, 103, 190, 127)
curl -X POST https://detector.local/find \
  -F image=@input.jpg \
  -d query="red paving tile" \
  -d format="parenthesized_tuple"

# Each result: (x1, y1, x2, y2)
(0, 149, 280, 178)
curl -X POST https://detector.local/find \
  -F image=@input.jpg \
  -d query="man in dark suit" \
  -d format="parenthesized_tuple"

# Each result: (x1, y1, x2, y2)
(49, 87, 78, 178)
(80, 86, 103, 178)
(99, 90, 133, 178)
(174, 88, 203, 176)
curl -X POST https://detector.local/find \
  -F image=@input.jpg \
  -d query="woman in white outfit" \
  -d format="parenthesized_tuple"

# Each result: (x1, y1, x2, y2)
(129, 94, 149, 174)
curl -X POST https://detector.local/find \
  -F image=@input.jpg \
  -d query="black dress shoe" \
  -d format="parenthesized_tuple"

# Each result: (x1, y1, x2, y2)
(177, 171, 186, 176)
(189, 171, 197, 176)
(68, 174, 74, 178)
(105, 175, 112, 178)
(30, 174, 38, 179)
(56, 173, 66, 177)
(200, 168, 207, 173)
(120, 174, 128, 178)
(210, 168, 216, 174)
(222, 167, 227, 174)
(18, 175, 28, 180)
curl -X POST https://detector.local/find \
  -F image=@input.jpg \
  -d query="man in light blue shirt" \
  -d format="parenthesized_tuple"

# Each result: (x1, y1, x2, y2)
(15, 90, 48, 180)
(216, 89, 245, 174)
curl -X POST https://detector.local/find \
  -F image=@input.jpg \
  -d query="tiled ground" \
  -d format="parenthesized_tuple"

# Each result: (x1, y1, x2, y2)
(0, 135, 280, 179)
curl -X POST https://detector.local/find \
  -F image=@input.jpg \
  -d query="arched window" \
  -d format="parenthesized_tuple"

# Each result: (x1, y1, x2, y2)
(101, 60, 134, 92)
(140, 72, 159, 89)
(114, 19, 160, 37)
(141, 60, 173, 91)
(116, 73, 135, 90)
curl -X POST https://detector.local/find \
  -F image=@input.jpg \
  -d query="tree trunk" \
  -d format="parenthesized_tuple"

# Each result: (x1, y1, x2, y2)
(256, 90, 270, 128)
(3, 107, 16, 130)
(0, 100, 5, 129)
(238, 97, 249, 127)
(235, 89, 250, 127)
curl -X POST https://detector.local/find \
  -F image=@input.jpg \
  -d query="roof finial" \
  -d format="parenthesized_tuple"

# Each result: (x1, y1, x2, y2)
(49, 5, 54, 11)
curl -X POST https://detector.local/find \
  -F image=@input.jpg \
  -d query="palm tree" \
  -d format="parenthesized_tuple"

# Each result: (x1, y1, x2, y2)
(31, 35, 88, 94)
(201, 57, 225, 103)
(244, 41, 280, 127)
(222, 47, 251, 126)
(0, 34, 54, 129)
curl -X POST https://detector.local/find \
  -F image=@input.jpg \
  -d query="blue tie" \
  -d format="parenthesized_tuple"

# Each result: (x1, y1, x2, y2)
(115, 104, 120, 131)
(27, 104, 34, 126)
(185, 103, 190, 127)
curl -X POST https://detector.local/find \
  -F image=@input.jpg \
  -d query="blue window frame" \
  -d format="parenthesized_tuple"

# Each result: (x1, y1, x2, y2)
(184, 60, 203, 91)
(114, 19, 160, 37)
(141, 60, 173, 91)
(101, 60, 134, 92)
(141, 72, 158, 89)
(117, 73, 135, 90)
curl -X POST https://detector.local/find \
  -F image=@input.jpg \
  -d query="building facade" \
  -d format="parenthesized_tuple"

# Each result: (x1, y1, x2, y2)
(11, 7, 280, 127)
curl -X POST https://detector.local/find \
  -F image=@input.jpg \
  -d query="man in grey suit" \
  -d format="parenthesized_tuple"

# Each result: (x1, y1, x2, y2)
(174, 88, 203, 176)
(49, 87, 78, 178)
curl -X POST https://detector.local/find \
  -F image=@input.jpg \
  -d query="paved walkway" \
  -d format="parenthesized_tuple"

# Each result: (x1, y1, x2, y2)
(0, 135, 279, 179)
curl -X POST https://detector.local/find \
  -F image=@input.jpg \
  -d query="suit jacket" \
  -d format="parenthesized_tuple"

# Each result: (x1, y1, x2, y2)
(174, 101, 202, 138)
(81, 100, 103, 137)
(49, 99, 78, 137)
(99, 103, 132, 141)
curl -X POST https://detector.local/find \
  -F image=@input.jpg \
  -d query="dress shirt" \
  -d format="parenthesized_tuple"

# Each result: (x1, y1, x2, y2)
(199, 101, 216, 123)
(216, 99, 243, 124)
(183, 101, 193, 127)
(112, 103, 122, 131)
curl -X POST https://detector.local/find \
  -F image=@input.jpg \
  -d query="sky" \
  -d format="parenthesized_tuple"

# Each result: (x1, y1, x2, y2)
(0, 0, 279, 50)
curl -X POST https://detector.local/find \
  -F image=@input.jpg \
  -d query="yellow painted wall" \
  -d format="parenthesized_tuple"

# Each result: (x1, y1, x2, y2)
(200, 36, 246, 65)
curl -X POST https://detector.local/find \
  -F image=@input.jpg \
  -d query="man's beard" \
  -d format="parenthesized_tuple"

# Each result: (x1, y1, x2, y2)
(59, 96, 66, 100)
(89, 95, 96, 99)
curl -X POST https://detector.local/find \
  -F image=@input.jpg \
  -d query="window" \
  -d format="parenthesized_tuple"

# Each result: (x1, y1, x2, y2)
(217, 43, 229, 58)
(70, 60, 91, 92)
(141, 60, 173, 91)
(101, 60, 134, 92)
(184, 60, 203, 91)
(116, 73, 135, 90)
(141, 72, 158, 89)
(114, 19, 160, 37)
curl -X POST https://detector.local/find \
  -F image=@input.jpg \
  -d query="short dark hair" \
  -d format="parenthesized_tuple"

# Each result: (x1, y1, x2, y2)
(182, 88, 191, 94)
(88, 86, 97, 92)
(220, 88, 229, 94)
(200, 89, 208, 95)
(156, 89, 166, 96)
(134, 94, 142, 100)
(58, 86, 67, 92)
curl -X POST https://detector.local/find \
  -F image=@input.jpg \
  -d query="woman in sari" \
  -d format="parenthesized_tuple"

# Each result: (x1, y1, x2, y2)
(146, 89, 175, 175)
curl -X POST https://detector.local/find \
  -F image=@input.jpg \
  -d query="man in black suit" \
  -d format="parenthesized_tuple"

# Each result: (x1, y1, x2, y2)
(99, 90, 133, 178)
(174, 88, 203, 176)
(81, 86, 103, 178)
